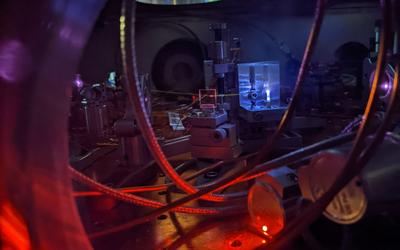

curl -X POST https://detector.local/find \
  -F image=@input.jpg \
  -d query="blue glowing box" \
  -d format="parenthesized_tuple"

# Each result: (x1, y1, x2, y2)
(238, 61, 280, 111)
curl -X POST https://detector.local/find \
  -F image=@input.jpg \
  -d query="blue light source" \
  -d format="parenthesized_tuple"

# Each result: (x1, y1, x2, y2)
(107, 71, 117, 89)
(238, 61, 280, 111)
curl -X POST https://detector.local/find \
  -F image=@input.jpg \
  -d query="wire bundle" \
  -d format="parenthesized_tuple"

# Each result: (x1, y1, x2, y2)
(73, 0, 329, 238)
(70, 0, 400, 246)
(262, 0, 399, 249)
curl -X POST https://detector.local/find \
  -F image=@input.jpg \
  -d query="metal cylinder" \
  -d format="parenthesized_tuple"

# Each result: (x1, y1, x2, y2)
(212, 127, 227, 142)
(122, 135, 152, 167)
(84, 104, 106, 140)
(208, 41, 227, 63)
(114, 119, 138, 137)
(298, 132, 400, 225)
(248, 167, 301, 236)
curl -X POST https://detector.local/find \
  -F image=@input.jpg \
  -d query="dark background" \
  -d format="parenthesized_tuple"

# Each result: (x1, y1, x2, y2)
(78, 0, 378, 89)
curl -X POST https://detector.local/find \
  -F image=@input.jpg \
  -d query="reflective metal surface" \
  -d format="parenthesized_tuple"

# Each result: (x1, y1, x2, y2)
(299, 151, 367, 225)
(248, 182, 285, 236)
(298, 133, 400, 225)
(137, 0, 221, 5)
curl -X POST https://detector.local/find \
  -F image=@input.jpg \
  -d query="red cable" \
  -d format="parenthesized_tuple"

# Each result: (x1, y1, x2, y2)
(69, 166, 233, 215)
(120, 0, 240, 203)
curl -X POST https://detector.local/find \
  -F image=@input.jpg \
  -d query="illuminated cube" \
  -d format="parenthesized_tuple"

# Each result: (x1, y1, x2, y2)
(238, 61, 280, 111)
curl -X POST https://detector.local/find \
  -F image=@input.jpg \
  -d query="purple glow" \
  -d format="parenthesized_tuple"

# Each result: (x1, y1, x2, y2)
(59, 25, 85, 48)
(0, 40, 31, 83)
(73, 74, 84, 88)
(382, 82, 390, 90)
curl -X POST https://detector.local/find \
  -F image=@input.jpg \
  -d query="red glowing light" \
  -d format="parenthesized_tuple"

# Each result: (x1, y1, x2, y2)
(262, 225, 268, 232)
(0, 201, 31, 250)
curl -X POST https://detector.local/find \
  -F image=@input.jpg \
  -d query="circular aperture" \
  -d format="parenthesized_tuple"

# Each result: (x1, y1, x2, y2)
(308, 153, 367, 224)
(152, 39, 205, 92)
(248, 182, 285, 236)
(172, 62, 193, 82)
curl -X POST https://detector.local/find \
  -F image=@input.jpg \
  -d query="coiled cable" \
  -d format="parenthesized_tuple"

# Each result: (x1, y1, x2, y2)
(263, 1, 394, 249)
(88, 132, 355, 238)
(120, 0, 243, 203)
(69, 166, 241, 215)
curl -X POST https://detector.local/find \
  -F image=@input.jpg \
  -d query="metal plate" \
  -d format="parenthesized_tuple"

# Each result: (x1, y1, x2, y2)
(298, 151, 367, 224)
(80, 174, 269, 250)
